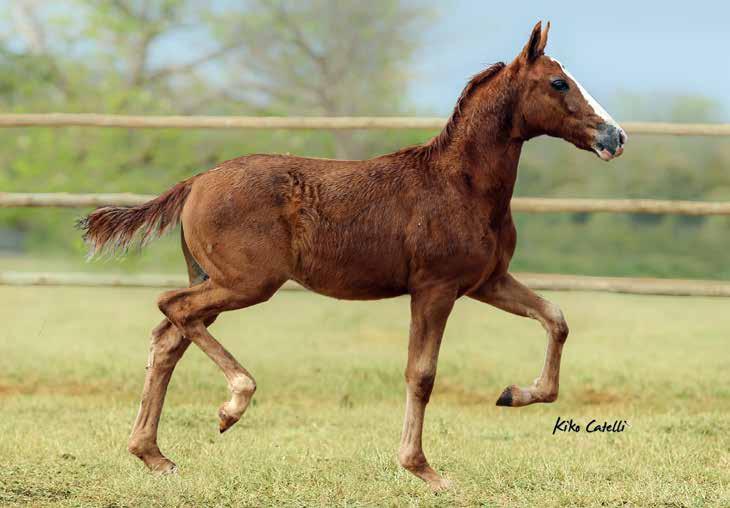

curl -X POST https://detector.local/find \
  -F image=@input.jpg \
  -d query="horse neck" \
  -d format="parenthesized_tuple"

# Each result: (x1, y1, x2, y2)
(431, 68, 524, 207)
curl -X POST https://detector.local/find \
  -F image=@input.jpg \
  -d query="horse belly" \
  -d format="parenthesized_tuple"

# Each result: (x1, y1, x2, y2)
(295, 276, 407, 300)
(291, 230, 410, 300)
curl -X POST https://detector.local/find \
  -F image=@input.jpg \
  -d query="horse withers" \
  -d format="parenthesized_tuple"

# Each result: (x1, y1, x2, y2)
(79, 21, 625, 491)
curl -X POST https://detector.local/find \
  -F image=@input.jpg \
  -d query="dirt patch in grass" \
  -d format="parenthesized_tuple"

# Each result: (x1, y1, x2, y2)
(434, 381, 493, 405)
(0, 381, 109, 398)
(575, 387, 624, 405)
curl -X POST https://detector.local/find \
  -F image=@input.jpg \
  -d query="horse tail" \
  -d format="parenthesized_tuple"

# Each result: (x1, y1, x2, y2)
(77, 176, 197, 258)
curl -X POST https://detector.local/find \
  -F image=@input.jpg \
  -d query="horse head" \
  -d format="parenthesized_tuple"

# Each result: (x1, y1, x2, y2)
(511, 21, 627, 161)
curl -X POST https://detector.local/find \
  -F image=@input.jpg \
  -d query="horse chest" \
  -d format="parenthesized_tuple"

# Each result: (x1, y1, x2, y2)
(405, 212, 496, 282)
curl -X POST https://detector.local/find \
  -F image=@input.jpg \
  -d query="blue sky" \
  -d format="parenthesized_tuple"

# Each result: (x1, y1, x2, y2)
(411, 0, 730, 120)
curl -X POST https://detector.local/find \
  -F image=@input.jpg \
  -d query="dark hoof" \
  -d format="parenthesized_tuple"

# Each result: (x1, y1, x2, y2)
(495, 387, 513, 407)
(218, 407, 239, 434)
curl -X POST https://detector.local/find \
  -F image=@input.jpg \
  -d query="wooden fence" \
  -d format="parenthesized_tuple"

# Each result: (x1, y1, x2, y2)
(1, 113, 730, 136)
(3, 192, 730, 216)
(1, 114, 729, 296)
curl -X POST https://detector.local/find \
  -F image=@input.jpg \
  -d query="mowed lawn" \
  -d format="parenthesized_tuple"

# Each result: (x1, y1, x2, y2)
(1, 286, 729, 507)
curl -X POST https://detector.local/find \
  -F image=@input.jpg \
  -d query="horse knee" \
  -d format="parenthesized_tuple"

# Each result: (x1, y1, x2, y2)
(544, 303, 569, 343)
(405, 367, 436, 402)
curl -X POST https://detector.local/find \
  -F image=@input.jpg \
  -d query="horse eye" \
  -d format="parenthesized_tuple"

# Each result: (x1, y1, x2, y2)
(551, 79, 569, 91)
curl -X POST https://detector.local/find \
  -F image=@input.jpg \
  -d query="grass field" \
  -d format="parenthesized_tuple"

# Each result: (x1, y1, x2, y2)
(1, 286, 729, 507)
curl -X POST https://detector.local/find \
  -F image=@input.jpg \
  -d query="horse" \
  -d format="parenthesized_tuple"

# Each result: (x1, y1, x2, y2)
(79, 21, 625, 491)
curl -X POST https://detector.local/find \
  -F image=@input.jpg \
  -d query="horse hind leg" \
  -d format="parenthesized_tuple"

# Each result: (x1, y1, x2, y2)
(127, 319, 190, 473)
(127, 231, 215, 473)
(157, 275, 284, 433)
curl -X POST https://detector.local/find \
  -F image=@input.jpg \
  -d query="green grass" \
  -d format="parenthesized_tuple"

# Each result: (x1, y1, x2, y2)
(1, 286, 729, 507)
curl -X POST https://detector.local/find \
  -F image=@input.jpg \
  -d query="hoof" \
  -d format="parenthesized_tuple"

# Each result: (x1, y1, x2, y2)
(428, 477, 453, 492)
(218, 406, 240, 434)
(149, 457, 178, 475)
(495, 386, 514, 407)
(159, 463, 178, 475)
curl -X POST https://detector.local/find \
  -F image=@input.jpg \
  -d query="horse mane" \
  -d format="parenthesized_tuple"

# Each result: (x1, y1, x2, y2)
(404, 61, 506, 160)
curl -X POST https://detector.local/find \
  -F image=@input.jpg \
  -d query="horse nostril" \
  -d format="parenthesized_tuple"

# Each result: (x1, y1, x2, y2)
(619, 130, 627, 145)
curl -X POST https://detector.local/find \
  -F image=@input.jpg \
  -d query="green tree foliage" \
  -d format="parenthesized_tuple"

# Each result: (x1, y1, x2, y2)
(208, 0, 428, 157)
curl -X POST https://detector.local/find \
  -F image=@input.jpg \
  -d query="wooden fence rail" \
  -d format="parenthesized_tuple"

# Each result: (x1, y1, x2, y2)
(2, 271, 729, 297)
(1, 114, 730, 136)
(3, 192, 730, 216)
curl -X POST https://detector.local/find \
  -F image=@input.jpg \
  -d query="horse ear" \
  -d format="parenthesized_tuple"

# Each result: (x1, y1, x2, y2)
(520, 21, 545, 63)
(537, 21, 550, 54)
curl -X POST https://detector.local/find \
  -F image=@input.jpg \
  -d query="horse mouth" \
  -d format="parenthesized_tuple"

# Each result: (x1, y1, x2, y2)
(592, 143, 624, 161)
(592, 125, 626, 161)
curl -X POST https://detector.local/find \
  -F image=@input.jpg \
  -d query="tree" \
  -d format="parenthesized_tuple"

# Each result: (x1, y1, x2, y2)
(3, 0, 429, 154)
(209, 0, 428, 158)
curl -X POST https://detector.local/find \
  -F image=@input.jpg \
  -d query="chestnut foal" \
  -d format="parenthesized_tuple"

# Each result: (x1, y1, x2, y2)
(80, 22, 625, 490)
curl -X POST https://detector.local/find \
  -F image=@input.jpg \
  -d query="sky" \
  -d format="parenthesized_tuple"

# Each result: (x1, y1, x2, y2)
(410, 0, 730, 121)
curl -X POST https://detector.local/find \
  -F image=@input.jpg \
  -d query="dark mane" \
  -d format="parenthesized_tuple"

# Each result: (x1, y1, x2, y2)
(404, 62, 506, 159)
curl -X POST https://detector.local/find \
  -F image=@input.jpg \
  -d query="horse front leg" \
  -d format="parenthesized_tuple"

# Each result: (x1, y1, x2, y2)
(398, 285, 457, 491)
(469, 273, 569, 407)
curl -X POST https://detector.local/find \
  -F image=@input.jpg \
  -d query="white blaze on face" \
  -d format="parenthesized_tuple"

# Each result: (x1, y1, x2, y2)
(549, 57, 619, 128)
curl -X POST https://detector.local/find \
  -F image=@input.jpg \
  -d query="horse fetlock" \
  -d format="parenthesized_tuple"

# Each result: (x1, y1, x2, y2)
(533, 377, 556, 397)
(496, 383, 556, 407)
(129, 433, 177, 474)
(398, 448, 451, 491)
(533, 383, 558, 402)
(542, 390, 558, 403)
(127, 435, 157, 458)
(398, 447, 428, 471)
(229, 374, 256, 396)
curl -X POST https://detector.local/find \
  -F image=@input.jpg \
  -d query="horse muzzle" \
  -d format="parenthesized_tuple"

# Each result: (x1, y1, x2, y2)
(592, 123, 627, 161)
